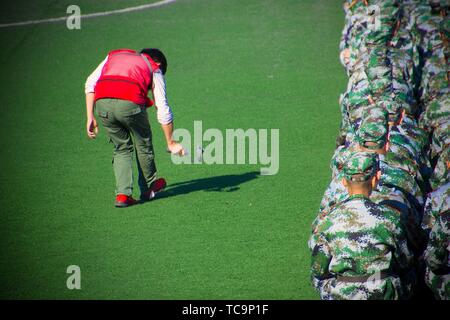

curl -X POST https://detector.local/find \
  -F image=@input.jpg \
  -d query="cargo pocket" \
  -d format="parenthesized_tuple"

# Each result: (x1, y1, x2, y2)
(99, 110, 109, 119)
(129, 107, 143, 116)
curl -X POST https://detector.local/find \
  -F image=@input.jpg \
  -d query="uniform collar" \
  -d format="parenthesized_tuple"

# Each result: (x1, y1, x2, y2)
(347, 194, 370, 201)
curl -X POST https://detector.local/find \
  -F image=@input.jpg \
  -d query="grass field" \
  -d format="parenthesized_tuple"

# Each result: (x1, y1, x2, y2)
(0, 0, 346, 299)
(0, 0, 162, 23)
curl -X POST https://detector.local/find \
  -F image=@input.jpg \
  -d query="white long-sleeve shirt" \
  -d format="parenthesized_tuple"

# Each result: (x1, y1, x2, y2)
(85, 56, 173, 125)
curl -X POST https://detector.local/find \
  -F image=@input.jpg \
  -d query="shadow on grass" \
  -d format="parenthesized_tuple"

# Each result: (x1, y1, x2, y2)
(156, 171, 260, 199)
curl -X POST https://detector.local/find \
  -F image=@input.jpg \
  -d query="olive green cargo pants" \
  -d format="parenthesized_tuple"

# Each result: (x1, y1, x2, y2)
(96, 98, 157, 196)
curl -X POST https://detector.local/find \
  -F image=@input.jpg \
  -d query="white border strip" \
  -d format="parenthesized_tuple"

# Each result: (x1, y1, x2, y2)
(0, 0, 177, 28)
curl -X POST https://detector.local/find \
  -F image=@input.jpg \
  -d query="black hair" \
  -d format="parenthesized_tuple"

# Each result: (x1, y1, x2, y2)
(345, 175, 374, 189)
(140, 48, 167, 75)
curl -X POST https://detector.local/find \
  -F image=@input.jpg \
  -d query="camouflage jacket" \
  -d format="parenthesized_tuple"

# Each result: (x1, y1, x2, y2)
(410, 4, 450, 105)
(309, 194, 414, 300)
(316, 171, 423, 252)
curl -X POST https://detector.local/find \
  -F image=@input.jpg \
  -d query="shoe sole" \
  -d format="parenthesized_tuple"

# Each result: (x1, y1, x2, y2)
(140, 190, 156, 202)
(115, 202, 136, 208)
(141, 179, 167, 202)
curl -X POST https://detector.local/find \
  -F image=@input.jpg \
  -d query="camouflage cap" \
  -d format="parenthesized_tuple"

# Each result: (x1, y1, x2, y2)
(343, 151, 379, 182)
(362, 105, 389, 125)
(377, 99, 404, 123)
(355, 121, 389, 150)
(332, 146, 353, 172)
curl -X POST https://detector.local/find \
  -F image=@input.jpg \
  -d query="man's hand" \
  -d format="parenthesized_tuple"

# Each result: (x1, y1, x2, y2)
(161, 122, 186, 156)
(87, 117, 99, 139)
(167, 141, 186, 156)
(85, 92, 98, 139)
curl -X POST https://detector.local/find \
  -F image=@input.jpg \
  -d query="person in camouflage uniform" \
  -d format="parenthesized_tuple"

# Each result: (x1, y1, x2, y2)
(312, 0, 449, 300)
(412, 1, 449, 110)
(337, 0, 400, 146)
(317, 118, 425, 250)
(309, 152, 415, 300)
(388, 0, 422, 117)
(354, 112, 423, 202)
(387, 99, 430, 161)
(379, 99, 432, 190)
(356, 114, 424, 203)
(337, 73, 372, 146)
(423, 209, 450, 300)
(410, 0, 449, 151)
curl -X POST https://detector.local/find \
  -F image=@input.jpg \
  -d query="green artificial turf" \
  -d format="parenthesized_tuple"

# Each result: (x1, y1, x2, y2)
(0, 0, 346, 299)
(0, 0, 161, 23)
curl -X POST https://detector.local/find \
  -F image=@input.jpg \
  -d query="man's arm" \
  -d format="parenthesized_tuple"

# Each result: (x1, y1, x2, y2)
(161, 122, 175, 148)
(310, 232, 333, 294)
(86, 92, 98, 139)
(152, 71, 185, 155)
(84, 57, 107, 139)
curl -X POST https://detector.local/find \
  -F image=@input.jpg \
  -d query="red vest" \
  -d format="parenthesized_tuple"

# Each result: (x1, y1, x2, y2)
(94, 49, 160, 107)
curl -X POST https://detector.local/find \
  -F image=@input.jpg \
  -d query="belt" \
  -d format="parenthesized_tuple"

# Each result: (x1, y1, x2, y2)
(336, 271, 392, 283)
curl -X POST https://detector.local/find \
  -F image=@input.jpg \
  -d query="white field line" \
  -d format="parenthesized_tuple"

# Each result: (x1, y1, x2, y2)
(0, 0, 177, 28)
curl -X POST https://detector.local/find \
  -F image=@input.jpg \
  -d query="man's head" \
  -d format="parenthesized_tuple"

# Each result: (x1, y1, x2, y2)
(140, 48, 168, 75)
(355, 121, 390, 154)
(341, 151, 381, 196)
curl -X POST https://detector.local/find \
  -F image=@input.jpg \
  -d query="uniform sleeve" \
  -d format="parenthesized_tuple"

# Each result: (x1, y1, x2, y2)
(152, 71, 174, 125)
(339, 12, 352, 52)
(391, 212, 415, 272)
(318, 178, 339, 215)
(310, 231, 333, 292)
(85, 56, 108, 94)
(424, 214, 450, 274)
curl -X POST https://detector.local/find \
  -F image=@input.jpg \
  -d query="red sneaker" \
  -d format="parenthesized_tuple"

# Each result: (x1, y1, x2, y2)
(140, 178, 167, 201)
(115, 194, 138, 208)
